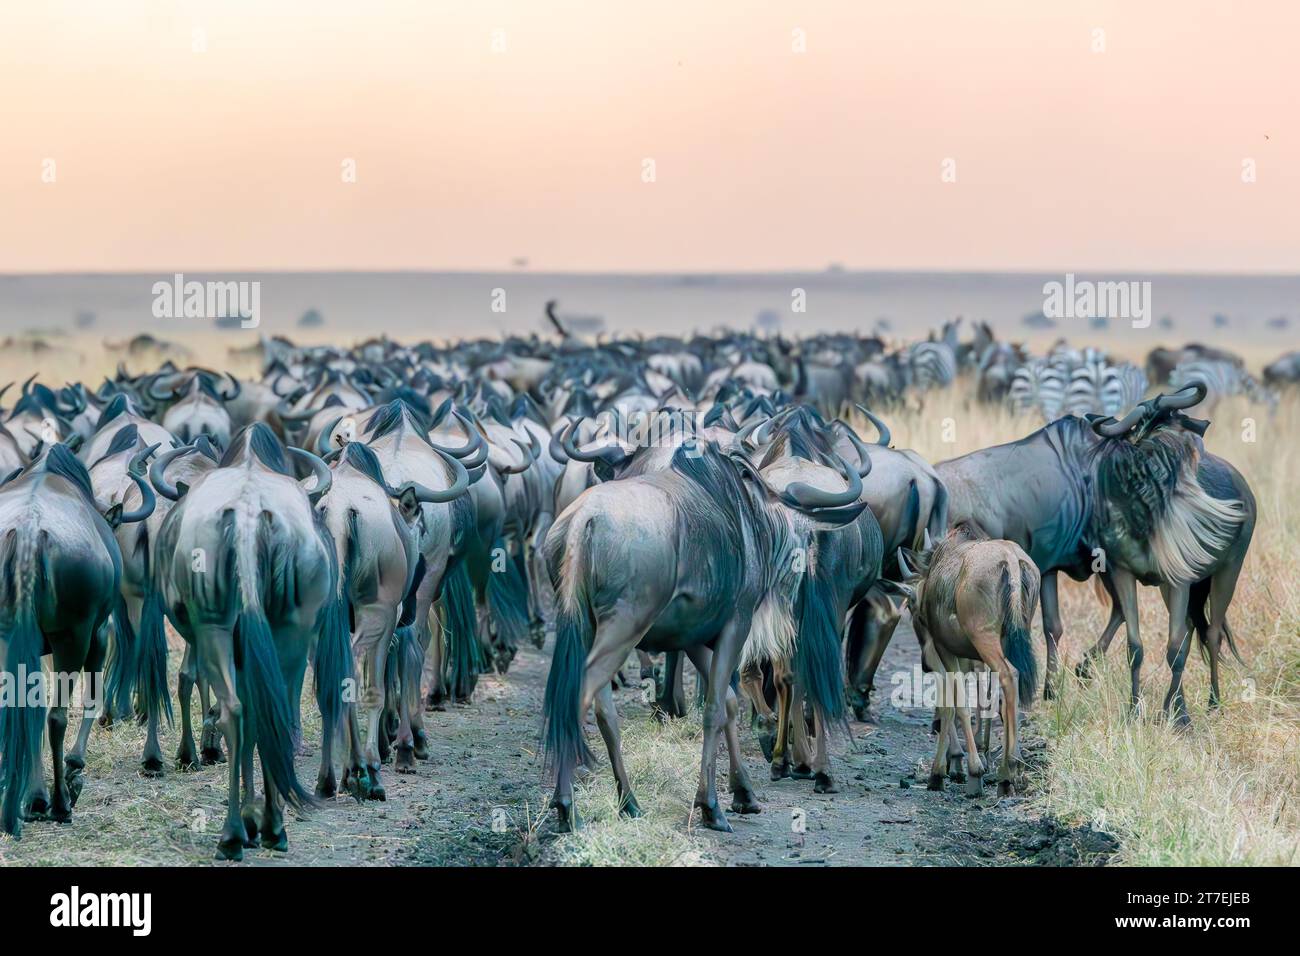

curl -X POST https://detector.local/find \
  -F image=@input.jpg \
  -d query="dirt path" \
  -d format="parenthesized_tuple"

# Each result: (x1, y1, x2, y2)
(0, 619, 1113, 867)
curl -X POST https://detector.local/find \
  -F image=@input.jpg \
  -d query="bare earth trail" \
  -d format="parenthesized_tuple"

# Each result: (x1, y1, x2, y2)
(0, 614, 1114, 867)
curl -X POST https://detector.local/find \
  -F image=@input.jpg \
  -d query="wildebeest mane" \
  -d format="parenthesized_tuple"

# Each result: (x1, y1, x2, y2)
(364, 398, 434, 446)
(221, 422, 290, 474)
(93, 422, 141, 467)
(339, 440, 388, 488)
(42, 443, 98, 504)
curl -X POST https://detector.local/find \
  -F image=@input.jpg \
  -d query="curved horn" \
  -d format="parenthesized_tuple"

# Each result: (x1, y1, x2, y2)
(1155, 382, 1207, 411)
(560, 419, 629, 470)
(497, 438, 534, 475)
(118, 444, 159, 524)
(778, 454, 863, 511)
(1092, 405, 1146, 438)
(896, 547, 914, 579)
(288, 446, 332, 504)
(392, 449, 470, 503)
(148, 444, 195, 500)
(429, 409, 486, 459)
(832, 420, 875, 479)
(549, 421, 572, 463)
(276, 398, 319, 424)
(854, 404, 891, 446)
(219, 371, 242, 401)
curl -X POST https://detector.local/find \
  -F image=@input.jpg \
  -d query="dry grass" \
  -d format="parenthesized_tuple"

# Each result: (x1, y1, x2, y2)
(546, 709, 716, 866)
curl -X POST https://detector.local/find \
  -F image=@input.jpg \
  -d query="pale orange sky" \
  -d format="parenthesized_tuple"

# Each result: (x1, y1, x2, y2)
(1, 1, 1296, 273)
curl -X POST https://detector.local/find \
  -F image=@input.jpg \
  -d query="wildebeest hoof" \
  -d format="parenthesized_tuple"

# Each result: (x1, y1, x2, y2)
(927, 773, 945, 791)
(368, 780, 386, 802)
(770, 761, 791, 781)
(394, 744, 417, 773)
(216, 837, 244, 862)
(261, 827, 289, 852)
(618, 793, 643, 818)
(552, 797, 580, 832)
(1074, 660, 1093, 681)
(695, 800, 732, 833)
(412, 729, 430, 761)
(997, 779, 1015, 797)
(730, 789, 762, 815)
(813, 772, 838, 794)
(757, 732, 775, 763)
(241, 811, 260, 847)
(965, 774, 985, 797)
(24, 793, 50, 820)
(316, 772, 338, 799)
(65, 772, 85, 808)
(176, 746, 200, 771)
(201, 746, 225, 766)
(50, 798, 73, 823)
(791, 764, 814, 780)
(140, 755, 165, 777)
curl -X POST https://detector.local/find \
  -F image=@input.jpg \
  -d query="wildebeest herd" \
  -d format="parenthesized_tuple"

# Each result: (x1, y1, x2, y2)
(0, 316, 1289, 859)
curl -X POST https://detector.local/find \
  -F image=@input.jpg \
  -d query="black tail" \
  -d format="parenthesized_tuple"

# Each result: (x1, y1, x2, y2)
(312, 520, 353, 745)
(0, 529, 46, 837)
(440, 560, 482, 699)
(136, 589, 174, 729)
(104, 595, 139, 720)
(999, 563, 1038, 707)
(233, 524, 313, 810)
(542, 521, 595, 775)
(793, 561, 846, 726)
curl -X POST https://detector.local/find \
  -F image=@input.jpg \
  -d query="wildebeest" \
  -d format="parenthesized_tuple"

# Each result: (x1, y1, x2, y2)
(1082, 383, 1255, 725)
(542, 439, 866, 831)
(0, 443, 155, 836)
(150, 423, 350, 858)
(893, 523, 1039, 795)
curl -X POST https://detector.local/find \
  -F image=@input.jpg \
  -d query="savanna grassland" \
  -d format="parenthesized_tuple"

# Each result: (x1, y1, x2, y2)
(0, 332, 1294, 867)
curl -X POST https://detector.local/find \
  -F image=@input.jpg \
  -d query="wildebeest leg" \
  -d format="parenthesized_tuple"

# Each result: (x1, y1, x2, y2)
(769, 662, 793, 780)
(851, 602, 902, 721)
(287, 654, 309, 756)
(1205, 565, 1242, 711)
(739, 661, 777, 762)
(47, 637, 87, 822)
(353, 604, 394, 800)
(685, 645, 760, 813)
(652, 649, 687, 720)
(239, 717, 258, 845)
(176, 641, 200, 769)
(692, 613, 751, 832)
(1079, 583, 1125, 679)
(1109, 569, 1143, 714)
(996, 655, 1020, 796)
(1039, 572, 1063, 699)
(528, 513, 556, 645)
(200, 678, 224, 764)
(554, 610, 658, 830)
(636, 650, 655, 683)
(788, 681, 815, 780)
(1159, 583, 1193, 729)
(66, 627, 107, 793)
(260, 756, 288, 851)
(200, 626, 246, 860)
(592, 683, 640, 817)
(809, 713, 838, 794)
(921, 639, 952, 790)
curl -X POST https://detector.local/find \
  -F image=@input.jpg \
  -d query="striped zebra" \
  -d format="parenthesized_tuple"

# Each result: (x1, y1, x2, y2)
(909, 340, 958, 391)
(1012, 352, 1146, 420)
(1066, 358, 1147, 416)
(1170, 359, 1277, 414)
(1009, 358, 1069, 420)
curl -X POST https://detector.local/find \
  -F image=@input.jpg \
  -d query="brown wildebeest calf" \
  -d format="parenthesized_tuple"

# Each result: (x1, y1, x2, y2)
(895, 523, 1040, 796)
